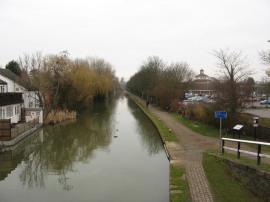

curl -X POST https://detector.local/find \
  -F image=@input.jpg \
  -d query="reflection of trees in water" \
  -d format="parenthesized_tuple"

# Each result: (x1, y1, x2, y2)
(19, 145, 47, 189)
(19, 99, 117, 190)
(127, 99, 163, 155)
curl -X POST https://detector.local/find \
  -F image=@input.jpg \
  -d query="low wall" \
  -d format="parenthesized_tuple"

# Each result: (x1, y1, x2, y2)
(212, 154, 270, 201)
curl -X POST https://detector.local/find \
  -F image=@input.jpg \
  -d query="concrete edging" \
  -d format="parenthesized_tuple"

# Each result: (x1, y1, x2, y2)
(1, 124, 43, 146)
(129, 95, 171, 160)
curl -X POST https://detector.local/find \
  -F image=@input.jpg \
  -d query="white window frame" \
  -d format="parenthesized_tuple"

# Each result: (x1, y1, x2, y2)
(6, 106, 13, 118)
(15, 106, 20, 115)
(0, 85, 5, 93)
(0, 108, 6, 119)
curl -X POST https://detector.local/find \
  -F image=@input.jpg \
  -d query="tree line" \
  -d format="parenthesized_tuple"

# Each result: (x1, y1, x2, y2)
(127, 49, 270, 128)
(126, 56, 194, 109)
(5, 51, 119, 120)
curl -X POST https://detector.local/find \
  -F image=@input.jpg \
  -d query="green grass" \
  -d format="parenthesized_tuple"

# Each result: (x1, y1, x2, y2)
(241, 113, 270, 127)
(170, 112, 220, 138)
(132, 96, 267, 202)
(137, 102, 178, 141)
(131, 97, 191, 201)
(215, 151, 270, 172)
(170, 164, 191, 202)
(203, 152, 260, 202)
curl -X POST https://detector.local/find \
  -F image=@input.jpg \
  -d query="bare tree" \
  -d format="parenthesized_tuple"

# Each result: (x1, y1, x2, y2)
(18, 52, 44, 108)
(213, 49, 253, 127)
(259, 49, 270, 76)
(259, 49, 270, 66)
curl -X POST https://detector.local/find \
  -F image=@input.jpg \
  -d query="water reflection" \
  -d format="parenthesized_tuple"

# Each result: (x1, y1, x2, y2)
(18, 99, 117, 190)
(127, 99, 163, 155)
(0, 95, 169, 202)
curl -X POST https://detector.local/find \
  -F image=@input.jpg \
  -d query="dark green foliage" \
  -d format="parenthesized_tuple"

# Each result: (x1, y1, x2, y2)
(5, 60, 22, 76)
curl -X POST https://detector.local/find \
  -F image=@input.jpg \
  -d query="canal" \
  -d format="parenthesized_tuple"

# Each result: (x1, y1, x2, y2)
(0, 94, 170, 202)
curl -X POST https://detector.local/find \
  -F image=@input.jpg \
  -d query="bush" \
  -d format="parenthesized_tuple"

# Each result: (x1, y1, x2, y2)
(184, 102, 220, 127)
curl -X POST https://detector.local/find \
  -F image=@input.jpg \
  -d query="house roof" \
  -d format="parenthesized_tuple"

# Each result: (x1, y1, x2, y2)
(0, 79, 7, 85)
(194, 69, 209, 78)
(195, 72, 209, 78)
(0, 68, 36, 90)
(0, 93, 23, 106)
(193, 79, 210, 83)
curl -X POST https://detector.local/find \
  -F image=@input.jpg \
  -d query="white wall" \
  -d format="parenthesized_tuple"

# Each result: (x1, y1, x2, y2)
(0, 75, 25, 93)
(25, 108, 43, 123)
(23, 91, 41, 108)
(0, 74, 44, 124)
(0, 104, 21, 123)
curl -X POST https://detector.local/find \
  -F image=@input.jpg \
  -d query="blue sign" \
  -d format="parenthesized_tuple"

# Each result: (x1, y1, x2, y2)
(215, 111, 227, 118)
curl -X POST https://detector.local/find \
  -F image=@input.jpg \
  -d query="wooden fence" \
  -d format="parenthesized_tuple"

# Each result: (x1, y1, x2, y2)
(11, 118, 39, 140)
(0, 119, 11, 141)
(0, 118, 39, 141)
(222, 137, 270, 165)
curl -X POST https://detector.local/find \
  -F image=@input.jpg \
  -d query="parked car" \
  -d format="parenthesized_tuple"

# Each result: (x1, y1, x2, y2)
(197, 97, 209, 102)
(240, 97, 259, 102)
(260, 100, 270, 105)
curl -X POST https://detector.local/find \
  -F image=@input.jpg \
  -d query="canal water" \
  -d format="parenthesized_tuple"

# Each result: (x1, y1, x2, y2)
(0, 94, 169, 202)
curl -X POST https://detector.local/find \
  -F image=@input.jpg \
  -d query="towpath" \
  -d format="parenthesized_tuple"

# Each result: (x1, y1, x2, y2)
(133, 96, 216, 201)
(133, 95, 269, 202)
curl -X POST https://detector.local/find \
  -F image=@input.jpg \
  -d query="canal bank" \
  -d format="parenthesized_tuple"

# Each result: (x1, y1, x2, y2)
(1, 124, 42, 147)
(129, 94, 215, 202)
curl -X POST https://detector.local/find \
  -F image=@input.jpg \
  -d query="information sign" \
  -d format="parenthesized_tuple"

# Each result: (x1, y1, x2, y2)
(215, 111, 227, 118)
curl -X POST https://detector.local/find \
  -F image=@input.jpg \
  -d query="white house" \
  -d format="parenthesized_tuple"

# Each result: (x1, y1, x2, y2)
(0, 68, 43, 124)
(0, 92, 22, 124)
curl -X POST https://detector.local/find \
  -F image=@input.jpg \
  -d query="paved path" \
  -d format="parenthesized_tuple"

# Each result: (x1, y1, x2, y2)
(244, 108, 270, 118)
(133, 95, 270, 201)
(133, 96, 216, 202)
(149, 105, 215, 202)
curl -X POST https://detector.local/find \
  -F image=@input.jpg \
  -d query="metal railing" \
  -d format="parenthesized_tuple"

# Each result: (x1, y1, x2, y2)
(222, 137, 270, 165)
(11, 118, 39, 140)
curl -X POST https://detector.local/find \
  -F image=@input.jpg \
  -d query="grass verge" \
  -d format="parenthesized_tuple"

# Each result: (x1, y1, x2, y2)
(170, 112, 219, 138)
(215, 151, 270, 172)
(136, 102, 178, 142)
(203, 152, 260, 202)
(170, 164, 191, 202)
(131, 96, 191, 202)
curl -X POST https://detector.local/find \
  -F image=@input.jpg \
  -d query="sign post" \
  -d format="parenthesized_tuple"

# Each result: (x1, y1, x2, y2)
(253, 117, 259, 140)
(215, 111, 228, 152)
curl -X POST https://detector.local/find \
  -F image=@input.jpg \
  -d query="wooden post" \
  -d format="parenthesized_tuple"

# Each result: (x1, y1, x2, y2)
(222, 139, 225, 153)
(237, 142, 241, 159)
(257, 145, 261, 165)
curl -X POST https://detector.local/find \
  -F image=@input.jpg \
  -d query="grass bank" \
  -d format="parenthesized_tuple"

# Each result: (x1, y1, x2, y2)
(170, 164, 191, 202)
(136, 102, 178, 142)
(170, 112, 266, 201)
(131, 94, 264, 201)
(203, 152, 260, 202)
(170, 112, 220, 138)
(131, 96, 191, 202)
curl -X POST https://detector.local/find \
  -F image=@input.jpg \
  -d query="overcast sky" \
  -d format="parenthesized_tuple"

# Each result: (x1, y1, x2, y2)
(0, 0, 270, 81)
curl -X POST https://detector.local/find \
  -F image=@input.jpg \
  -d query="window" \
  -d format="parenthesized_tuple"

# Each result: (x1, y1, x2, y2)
(36, 112, 40, 116)
(6, 106, 13, 117)
(15, 106, 20, 115)
(15, 87, 19, 91)
(0, 108, 5, 119)
(0, 86, 5, 93)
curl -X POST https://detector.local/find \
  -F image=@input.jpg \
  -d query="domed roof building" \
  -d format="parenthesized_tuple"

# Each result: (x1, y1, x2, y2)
(189, 69, 216, 96)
